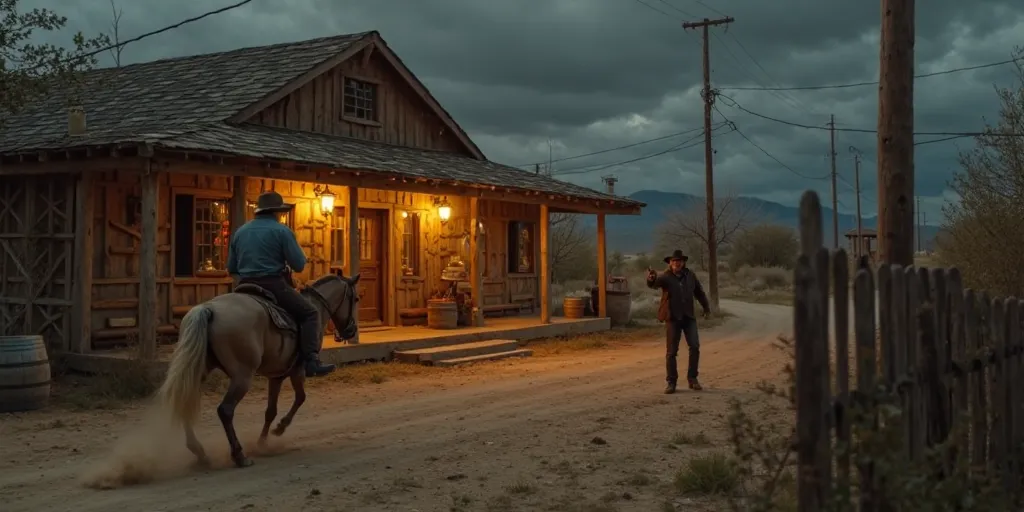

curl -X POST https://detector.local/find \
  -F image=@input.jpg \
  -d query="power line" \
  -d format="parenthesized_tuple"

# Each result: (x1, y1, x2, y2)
(716, 93, 1024, 140)
(552, 126, 730, 176)
(514, 124, 717, 167)
(713, 105, 829, 180)
(631, 0, 679, 19)
(719, 57, 1022, 92)
(24, 0, 256, 71)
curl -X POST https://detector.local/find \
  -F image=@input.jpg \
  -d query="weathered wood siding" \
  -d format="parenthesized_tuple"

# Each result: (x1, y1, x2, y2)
(248, 50, 469, 154)
(78, 167, 540, 350)
(0, 175, 76, 352)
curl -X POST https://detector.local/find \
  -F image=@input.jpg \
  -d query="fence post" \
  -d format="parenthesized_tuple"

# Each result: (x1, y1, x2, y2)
(795, 191, 831, 511)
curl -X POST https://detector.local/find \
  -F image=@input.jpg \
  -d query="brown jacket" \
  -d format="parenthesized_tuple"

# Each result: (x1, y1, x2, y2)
(648, 268, 710, 322)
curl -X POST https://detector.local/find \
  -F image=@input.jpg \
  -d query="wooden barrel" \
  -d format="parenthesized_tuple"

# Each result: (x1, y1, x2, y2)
(606, 290, 632, 327)
(427, 300, 458, 329)
(0, 335, 51, 413)
(563, 297, 585, 319)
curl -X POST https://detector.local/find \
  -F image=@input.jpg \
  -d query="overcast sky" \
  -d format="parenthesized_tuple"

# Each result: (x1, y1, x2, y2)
(28, 0, 1024, 223)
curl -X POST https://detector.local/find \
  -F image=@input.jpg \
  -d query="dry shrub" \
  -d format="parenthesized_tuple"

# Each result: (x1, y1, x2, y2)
(732, 266, 791, 290)
(729, 224, 798, 271)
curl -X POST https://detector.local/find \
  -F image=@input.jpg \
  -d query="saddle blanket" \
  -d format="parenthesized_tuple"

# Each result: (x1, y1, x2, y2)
(233, 284, 298, 333)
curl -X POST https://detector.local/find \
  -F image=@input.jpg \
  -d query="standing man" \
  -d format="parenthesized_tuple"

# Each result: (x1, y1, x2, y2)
(647, 249, 711, 394)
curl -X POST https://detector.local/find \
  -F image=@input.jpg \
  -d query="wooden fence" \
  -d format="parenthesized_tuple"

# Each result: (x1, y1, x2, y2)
(793, 191, 1023, 510)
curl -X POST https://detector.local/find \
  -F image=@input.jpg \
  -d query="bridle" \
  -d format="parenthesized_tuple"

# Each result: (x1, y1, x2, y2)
(303, 276, 359, 339)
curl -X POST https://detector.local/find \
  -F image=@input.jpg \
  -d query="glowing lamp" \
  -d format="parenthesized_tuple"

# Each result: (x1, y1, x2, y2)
(437, 202, 452, 223)
(319, 190, 335, 215)
(313, 184, 336, 216)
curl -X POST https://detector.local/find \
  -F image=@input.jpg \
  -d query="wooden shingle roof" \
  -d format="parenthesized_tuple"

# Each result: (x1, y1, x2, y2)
(1, 32, 644, 210)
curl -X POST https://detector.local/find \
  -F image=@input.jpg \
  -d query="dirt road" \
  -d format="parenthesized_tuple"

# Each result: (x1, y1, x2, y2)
(0, 300, 793, 512)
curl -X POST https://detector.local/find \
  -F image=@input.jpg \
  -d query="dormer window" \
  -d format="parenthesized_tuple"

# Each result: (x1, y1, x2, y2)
(343, 77, 378, 122)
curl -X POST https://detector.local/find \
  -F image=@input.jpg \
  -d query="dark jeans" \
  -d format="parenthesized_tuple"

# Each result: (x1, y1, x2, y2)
(666, 316, 700, 383)
(239, 276, 321, 359)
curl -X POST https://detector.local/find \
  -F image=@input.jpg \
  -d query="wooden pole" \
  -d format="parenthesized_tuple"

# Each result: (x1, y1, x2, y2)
(596, 213, 608, 318)
(853, 153, 863, 258)
(682, 15, 733, 311)
(229, 176, 248, 235)
(71, 171, 95, 354)
(916, 196, 921, 253)
(346, 185, 360, 344)
(877, 0, 916, 266)
(829, 115, 839, 249)
(138, 163, 159, 361)
(539, 204, 551, 324)
(469, 197, 484, 327)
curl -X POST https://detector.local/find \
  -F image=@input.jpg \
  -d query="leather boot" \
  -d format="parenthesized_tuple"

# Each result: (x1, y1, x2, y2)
(664, 382, 677, 394)
(304, 353, 336, 377)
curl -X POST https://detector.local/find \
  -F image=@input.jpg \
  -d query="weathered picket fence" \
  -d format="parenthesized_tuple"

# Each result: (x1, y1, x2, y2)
(793, 191, 1023, 510)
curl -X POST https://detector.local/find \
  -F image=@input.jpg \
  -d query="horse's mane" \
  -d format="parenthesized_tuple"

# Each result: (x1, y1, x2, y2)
(306, 273, 342, 288)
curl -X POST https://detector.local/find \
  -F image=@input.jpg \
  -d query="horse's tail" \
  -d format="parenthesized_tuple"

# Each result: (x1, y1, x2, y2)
(157, 304, 212, 427)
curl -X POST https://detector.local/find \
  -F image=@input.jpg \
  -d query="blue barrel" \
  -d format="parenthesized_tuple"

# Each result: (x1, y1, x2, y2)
(0, 335, 51, 412)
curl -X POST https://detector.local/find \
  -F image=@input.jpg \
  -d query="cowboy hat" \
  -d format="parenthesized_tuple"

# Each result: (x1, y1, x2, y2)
(663, 249, 689, 264)
(253, 191, 294, 214)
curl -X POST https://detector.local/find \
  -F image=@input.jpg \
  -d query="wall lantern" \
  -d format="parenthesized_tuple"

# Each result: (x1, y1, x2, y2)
(312, 184, 336, 216)
(400, 210, 409, 219)
(433, 196, 452, 223)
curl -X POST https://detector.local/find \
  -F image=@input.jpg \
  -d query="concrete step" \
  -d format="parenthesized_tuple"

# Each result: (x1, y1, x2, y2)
(393, 339, 520, 364)
(434, 349, 533, 367)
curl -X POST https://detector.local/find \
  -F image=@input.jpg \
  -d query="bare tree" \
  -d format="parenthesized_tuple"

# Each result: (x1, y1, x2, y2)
(549, 213, 595, 282)
(940, 48, 1024, 296)
(107, 0, 124, 67)
(0, 2, 111, 124)
(655, 192, 759, 272)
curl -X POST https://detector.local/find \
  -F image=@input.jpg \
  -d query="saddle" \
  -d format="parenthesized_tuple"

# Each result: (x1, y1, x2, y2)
(233, 283, 298, 334)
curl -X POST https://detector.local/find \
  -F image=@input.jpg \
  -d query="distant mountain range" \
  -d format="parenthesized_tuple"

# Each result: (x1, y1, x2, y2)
(586, 190, 941, 255)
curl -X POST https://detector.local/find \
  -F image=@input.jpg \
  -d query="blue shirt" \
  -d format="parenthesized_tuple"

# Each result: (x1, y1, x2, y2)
(227, 215, 307, 277)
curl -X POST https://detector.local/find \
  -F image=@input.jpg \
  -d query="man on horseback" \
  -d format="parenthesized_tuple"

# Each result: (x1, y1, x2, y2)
(227, 191, 337, 378)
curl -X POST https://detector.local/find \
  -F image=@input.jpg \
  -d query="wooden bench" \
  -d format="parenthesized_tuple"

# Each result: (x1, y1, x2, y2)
(399, 307, 428, 326)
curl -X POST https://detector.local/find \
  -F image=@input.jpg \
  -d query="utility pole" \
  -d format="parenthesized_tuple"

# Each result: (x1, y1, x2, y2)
(829, 115, 839, 248)
(682, 15, 734, 311)
(852, 150, 863, 258)
(877, 0, 915, 265)
(916, 196, 921, 253)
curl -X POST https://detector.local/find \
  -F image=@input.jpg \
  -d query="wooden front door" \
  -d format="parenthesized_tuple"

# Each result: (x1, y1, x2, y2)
(357, 209, 386, 324)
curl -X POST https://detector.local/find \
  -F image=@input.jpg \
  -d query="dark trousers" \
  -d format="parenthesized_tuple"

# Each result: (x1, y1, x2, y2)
(239, 275, 321, 359)
(666, 316, 700, 383)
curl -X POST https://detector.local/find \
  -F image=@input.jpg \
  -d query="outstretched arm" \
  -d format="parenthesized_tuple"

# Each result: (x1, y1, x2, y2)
(646, 271, 666, 290)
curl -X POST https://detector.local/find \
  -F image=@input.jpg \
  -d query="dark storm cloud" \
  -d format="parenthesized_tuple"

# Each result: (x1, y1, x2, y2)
(20, 0, 1024, 224)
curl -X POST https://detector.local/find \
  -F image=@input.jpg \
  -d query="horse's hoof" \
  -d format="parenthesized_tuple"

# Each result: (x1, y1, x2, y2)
(234, 457, 254, 468)
(272, 425, 286, 437)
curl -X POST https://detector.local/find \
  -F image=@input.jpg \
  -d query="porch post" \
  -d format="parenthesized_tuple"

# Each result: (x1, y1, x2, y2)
(138, 163, 160, 361)
(539, 204, 551, 323)
(346, 186, 360, 344)
(469, 196, 484, 326)
(71, 171, 95, 354)
(596, 213, 607, 318)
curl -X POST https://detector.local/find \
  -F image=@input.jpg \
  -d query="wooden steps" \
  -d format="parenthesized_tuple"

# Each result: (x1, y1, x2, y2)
(393, 339, 532, 366)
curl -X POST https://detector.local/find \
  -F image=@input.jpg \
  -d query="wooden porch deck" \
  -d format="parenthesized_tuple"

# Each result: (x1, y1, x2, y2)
(62, 316, 609, 374)
(322, 315, 610, 364)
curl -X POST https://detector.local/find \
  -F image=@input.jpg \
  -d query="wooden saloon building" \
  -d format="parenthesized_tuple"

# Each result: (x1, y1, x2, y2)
(0, 31, 644, 365)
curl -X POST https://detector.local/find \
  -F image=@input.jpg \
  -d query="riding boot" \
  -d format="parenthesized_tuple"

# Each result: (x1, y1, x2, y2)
(299, 324, 335, 377)
(304, 353, 335, 378)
